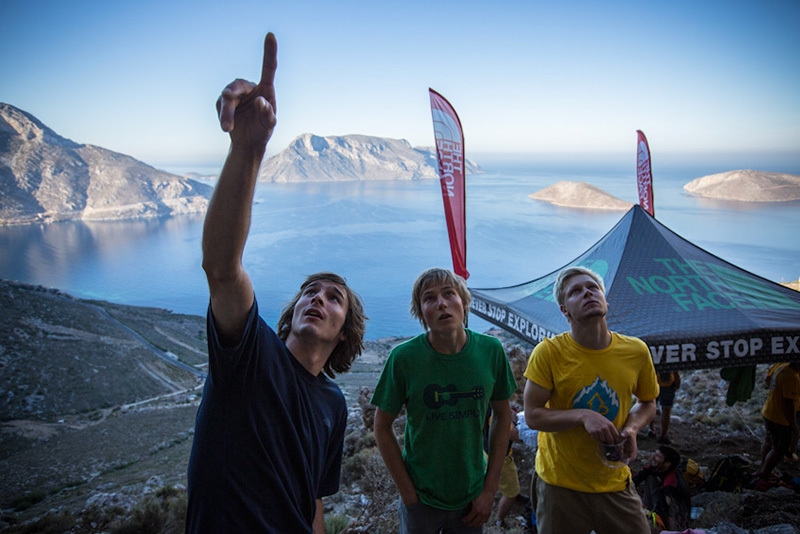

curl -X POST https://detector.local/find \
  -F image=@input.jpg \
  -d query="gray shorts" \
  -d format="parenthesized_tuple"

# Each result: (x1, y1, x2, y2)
(398, 499, 481, 534)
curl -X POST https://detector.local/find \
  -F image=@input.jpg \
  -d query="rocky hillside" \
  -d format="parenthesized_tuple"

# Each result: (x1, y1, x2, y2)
(529, 180, 633, 210)
(257, 133, 482, 182)
(2, 279, 799, 532)
(0, 103, 212, 225)
(0, 280, 205, 422)
(684, 170, 800, 202)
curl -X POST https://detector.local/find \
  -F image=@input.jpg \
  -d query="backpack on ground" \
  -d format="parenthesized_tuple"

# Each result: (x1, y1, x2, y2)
(680, 457, 705, 487)
(704, 455, 751, 493)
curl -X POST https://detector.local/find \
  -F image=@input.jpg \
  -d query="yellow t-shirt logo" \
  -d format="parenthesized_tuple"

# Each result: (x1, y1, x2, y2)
(573, 376, 620, 422)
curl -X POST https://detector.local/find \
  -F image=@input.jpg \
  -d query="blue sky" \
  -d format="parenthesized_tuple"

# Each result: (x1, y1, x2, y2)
(2, 0, 798, 171)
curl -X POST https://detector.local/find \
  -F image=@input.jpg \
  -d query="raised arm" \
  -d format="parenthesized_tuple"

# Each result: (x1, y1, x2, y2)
(202, 33, 278, 344)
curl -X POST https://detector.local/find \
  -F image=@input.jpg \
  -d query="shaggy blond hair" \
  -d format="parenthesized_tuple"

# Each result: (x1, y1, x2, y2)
(410, 268, 471, 329)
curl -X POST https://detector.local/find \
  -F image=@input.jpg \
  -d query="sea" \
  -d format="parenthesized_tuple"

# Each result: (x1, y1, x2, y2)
(1, 154, 798, 340)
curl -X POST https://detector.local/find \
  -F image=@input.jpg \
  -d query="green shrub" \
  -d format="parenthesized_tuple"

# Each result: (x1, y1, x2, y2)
(342, 447, 374, 484)
(111, 487, 187, 534)
(325, 513, 350, 534)
(59, 479, 87, 491)
(344, 449, 399, 532)
(5, 512, 76, 533)
(8, 490, 46, 511)
(79, 504, 125, 532)
(109, 459, 139, 472)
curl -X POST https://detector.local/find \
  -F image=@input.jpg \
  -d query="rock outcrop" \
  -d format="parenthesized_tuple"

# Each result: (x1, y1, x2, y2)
(684, 170, 800, 202)
(529, 181, 633, 210)
(258, 133, 482, 182)
(0, 103, 212, 225)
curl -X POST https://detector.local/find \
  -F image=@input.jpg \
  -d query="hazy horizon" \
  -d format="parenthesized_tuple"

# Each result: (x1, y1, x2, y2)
(155, 148, 800, 178)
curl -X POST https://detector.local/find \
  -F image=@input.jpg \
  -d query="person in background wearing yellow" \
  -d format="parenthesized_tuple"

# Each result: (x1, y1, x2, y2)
(648, 371, 680, 444)
(758, 362, 800, 481)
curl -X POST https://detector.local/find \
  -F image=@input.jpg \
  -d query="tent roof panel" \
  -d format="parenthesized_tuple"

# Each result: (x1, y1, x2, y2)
(470, 205, 800, 371)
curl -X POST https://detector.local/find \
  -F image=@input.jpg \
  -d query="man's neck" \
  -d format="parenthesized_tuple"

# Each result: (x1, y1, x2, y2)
(286, 335, 335, 376)
(427, 327, 468, 355)
(569, 318, 612, 350)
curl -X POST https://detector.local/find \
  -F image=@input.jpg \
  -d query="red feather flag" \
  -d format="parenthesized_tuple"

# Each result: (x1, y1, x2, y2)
(636, 130, 655, 217)
(429, 88, 469, 279)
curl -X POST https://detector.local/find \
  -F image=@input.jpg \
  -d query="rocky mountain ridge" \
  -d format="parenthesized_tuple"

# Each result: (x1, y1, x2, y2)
(0, 103, 212, 226)
(258, 132, 482, 182)
(0, 104, 484, 225)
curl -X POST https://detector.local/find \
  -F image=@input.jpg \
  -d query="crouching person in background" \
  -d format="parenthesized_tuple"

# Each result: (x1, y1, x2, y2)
(634, 445, 691, 531)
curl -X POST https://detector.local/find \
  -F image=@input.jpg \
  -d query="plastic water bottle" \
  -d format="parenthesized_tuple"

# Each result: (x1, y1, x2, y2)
(517, 412, 538, 450)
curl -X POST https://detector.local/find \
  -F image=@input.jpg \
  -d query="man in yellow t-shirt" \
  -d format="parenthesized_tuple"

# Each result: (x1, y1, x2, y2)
(523, 266, 659, 534)
(758, 362, 800, 480)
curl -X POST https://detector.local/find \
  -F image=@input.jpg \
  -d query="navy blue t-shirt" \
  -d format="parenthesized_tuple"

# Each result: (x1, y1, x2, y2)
(186, 299, 347, 533)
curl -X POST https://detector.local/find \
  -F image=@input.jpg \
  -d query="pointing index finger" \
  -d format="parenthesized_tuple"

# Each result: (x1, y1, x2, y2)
(259, 32, 278, 94)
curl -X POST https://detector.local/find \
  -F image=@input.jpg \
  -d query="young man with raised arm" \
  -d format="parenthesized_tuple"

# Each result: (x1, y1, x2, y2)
(185, 33, 367, 534)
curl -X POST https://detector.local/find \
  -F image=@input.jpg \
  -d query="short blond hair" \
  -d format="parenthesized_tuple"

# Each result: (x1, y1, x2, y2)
(553, 266, 605, 307)
(410, 268, 471, 329)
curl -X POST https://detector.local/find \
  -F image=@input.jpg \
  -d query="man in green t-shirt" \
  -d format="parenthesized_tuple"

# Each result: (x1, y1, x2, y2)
(372, 268, 517, 533)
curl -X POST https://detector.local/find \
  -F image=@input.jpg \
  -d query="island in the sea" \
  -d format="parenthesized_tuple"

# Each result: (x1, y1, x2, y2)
(258, 133, 482, 183)
(683, 170, 800, 202)
(529, 181, 633, 210)
(529, 169, 800, 210)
